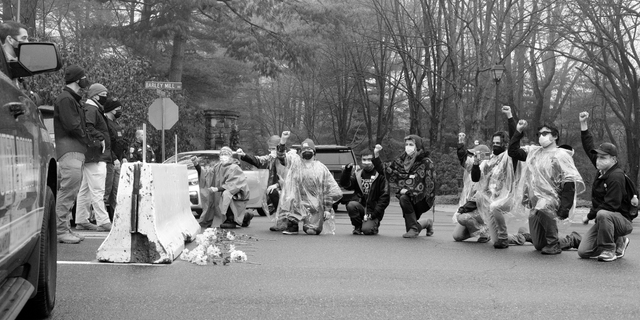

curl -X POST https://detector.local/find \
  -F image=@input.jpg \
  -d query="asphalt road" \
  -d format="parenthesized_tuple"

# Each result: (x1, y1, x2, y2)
(50, 202, 640, 319)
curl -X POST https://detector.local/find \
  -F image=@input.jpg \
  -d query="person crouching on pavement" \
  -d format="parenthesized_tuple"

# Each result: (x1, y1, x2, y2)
(509, 120, 584, 254)
(277, 131, 343, 235)
(373, 135, 436, 238)
(340, 149, 390, 235)
(236, 135, 288, 231)
(192, 147, 251, 229)
(578, 111, 634, 262)
(452, 134, 491, 243)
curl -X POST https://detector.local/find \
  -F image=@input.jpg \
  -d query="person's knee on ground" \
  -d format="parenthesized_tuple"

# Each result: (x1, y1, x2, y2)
(361, 218, 379, 235)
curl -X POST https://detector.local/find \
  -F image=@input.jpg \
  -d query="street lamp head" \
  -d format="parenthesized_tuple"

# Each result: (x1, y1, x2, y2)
(491, 64, 506, 82)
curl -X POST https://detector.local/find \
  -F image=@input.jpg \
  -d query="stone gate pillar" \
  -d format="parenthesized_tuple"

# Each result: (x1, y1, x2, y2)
(204, 110, 240, 150)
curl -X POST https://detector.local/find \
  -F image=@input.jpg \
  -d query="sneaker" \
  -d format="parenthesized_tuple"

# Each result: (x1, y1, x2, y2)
(220, 219, 236, 229)
(597, 250, 617, 262)
(57, 231, 81, 244)
(616, 237, 630, 259)
(477, 234, 490, 243)
(241, 212, 253, 227)
(75, 222, 99, 230)
(541, 244, 562, 255)
(352, 227, 363, 235)
(303, 226, 319, 235)
(282, 221, 299, 235)
(517, 227, 532, 243)
(70, 230, 85, 241)
(567, 231, 582, 249)
(493, 239, 509, 249)
(402, 229, 420, 238)
(425, 219, 434, 236)
(97, 223, 112, 231)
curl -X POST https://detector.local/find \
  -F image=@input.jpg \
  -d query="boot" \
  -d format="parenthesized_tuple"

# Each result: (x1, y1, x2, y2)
(417, 218, 434, 236)
(241, 212, 253, 227)
(562, 231, 582, 250)
(493, 239, 509, 249)
(402, 228, 420, 238)
(541, 243, 562, 255)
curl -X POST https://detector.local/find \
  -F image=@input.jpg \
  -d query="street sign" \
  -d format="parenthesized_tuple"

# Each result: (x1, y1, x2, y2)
(144, 81, 182, 90)
(148, 98, 179, 130)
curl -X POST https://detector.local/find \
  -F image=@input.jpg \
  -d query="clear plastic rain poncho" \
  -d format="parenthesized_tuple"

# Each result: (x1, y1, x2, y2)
(453, 156, 487, 237)
(515, 146, 585, 226)
(474, 151, 529, 232)
(278, 151, 343, 234)
(198, 160, 250, 226)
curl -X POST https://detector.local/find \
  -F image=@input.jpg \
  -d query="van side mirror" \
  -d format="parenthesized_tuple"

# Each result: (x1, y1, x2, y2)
(9, 42, 62, 78)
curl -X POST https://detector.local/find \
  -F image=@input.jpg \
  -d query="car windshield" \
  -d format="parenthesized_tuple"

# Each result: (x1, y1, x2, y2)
(165, 152, 257, 171)
(315, 151, 354, 166)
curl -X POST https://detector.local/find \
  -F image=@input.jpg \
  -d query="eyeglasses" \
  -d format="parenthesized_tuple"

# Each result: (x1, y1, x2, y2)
(536, 131, 553, 137)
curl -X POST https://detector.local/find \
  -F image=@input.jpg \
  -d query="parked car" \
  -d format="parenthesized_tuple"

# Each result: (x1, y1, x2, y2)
(291, 144, 358, 211)
(164, 150, 270, 217)
(0, 42, 62, 319)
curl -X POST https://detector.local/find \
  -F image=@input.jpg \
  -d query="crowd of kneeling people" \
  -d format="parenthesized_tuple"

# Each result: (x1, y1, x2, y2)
(195, 106, 636, 263)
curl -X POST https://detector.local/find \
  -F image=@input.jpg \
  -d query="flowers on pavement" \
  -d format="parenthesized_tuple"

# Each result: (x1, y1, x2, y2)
(181, 228, 254, 266)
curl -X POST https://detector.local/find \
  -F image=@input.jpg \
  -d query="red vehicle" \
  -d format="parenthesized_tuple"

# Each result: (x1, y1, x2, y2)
(0, 43, 62, 319)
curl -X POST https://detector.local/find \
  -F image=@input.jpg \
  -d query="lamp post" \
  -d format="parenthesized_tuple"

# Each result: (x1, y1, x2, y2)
(491, 64, 506, 132)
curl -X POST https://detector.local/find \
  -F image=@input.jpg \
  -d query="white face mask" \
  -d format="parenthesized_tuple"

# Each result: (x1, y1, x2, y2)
(405, 145, 416, 155)
(270, 149, 277, 157)
(538, 135, 552, 148)
(220, 155, 230, 163)
(596, 157, 615, 171)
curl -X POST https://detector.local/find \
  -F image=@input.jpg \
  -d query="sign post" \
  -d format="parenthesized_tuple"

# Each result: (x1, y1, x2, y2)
(145, 81, 182, 162)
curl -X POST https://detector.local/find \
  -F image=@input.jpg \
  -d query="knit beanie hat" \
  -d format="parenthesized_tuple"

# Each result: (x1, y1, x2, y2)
(220, 146, 233, 157)
(404, 135, 423, 151)
(64, 65, 85, 84)
(103, 98, 122, 113)
(87, 83, 107, 98)
(301, 139, 316, 153)
(267, 135, 280, 148)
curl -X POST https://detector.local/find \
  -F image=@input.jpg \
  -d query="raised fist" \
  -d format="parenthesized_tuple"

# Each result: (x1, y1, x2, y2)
(458, 133, 466, 144)
(501, 106, 513, 118)
(579, 112, 589, 122)
(236, 148, 245, 157)
(345, 163, 353, 170)
(280, 131, 290, 144)
(516, 120, 528, 132)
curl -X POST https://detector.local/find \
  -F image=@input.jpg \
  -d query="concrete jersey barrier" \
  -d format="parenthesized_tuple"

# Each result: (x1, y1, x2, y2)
(97, 162, 201, 263)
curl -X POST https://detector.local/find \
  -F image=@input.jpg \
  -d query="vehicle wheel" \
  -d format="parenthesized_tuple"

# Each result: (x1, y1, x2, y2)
(21, 186, 57, 318)
(256, 208, 267, 216)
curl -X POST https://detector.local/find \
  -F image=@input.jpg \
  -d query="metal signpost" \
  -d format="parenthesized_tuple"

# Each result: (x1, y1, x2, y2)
(145, 81, 182, 162)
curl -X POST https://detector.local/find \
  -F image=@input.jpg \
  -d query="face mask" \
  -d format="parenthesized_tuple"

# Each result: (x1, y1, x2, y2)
(361, 160, 374, 171)
(97, 96, 108, 105)
(114, 110, 122, 119)
(220, 155, 230, 163)
(596, 158, 615, 171)
(492, 145, 505, 155)
(270, 149, 277, 157)
(302, 151, 314, 160)
(78, 78, 90, 88)
(405, 145, 416, 155)
(538, 135, 552, 148)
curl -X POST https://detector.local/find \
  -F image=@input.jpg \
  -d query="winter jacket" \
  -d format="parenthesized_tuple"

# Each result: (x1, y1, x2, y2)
(53, 87, 90, 158)
(83, 99, 111, 163)
(373, 150, 436, 205)
(582, 129, 633, 221)
(340, 166, 390, 221)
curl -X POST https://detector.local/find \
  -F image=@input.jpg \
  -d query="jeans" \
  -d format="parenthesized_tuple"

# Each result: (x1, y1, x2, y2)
(452, 212, 487, 241)
(488, 209, 508, 242)
(529, 209, 573, 251)
(399, 194, 431, 232)
(578, 210, 633, 258)
(56, 152, 85, 234)
(104, 162, 120, 220)
(76, 161, 110, 226)
(346, 201, 380, 235)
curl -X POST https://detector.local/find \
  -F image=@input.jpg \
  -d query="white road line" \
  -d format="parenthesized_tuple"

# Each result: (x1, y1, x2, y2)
(57, 261, 169, 267)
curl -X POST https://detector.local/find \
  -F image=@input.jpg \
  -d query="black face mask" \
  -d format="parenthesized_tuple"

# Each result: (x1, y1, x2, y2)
(78, 78, 90, 88)
(302, 151, 314, 160)
(493, 145, 505, 155)
(114, 110, 123, 119)
(97, 96, 108, 105)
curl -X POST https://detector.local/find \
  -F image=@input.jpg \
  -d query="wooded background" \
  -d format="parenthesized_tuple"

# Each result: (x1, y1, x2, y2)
(3, 0, 639, 197)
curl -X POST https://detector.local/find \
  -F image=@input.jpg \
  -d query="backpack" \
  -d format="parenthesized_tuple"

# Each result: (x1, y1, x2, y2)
(623, 173, 638, 220)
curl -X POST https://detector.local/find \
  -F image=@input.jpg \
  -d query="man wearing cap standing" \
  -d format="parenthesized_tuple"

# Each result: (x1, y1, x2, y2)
(578, 111, 634, 262)
(54, 64, 92, 244)
(75, 83, 112, 232)
(277, 132, 343, 235)
(103, 98, 127, 220)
